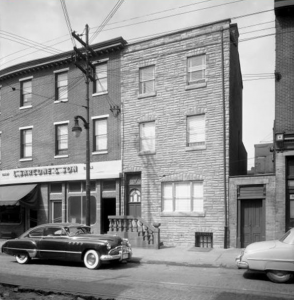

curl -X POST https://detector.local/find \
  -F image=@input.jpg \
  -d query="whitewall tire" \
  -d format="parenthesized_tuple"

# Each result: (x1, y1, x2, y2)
(15, 254, 30, 264)
(266, 270, 293, 283)
(84, 250, 101, 270)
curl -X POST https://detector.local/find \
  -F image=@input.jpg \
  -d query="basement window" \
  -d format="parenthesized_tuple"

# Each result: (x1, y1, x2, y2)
(195, 232, 213, 248)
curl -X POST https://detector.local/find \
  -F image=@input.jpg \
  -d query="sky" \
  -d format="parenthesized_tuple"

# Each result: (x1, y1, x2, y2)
(0, 0, 275, 169)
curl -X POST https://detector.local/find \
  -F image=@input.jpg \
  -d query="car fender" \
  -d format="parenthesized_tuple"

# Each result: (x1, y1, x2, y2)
(265, 260, 294, 272)
(2, 239, 38, 258)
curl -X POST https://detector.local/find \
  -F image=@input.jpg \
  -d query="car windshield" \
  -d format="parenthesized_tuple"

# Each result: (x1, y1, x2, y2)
(66, 226, 91, 236)
(279, 230, 294, 244)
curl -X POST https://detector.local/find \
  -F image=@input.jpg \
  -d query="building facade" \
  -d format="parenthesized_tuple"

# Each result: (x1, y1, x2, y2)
(0, 38, 126, 238)
(274, 0, 294, 233)
(121, 20, 246, 248)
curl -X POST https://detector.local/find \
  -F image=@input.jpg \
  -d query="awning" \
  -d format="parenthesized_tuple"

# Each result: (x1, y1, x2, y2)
(0, 184, 39, 208)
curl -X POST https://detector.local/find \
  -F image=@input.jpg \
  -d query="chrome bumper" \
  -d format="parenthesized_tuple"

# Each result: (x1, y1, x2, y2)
(100, 246, 132, 262)
(235, 254, 249, 269)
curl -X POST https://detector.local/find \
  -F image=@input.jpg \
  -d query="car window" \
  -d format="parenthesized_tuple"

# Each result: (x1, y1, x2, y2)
(66, 226, 90, 236)
(27, 227, 44, 238)
(44, 227, 67, 237)
(279, 230, 294, 244)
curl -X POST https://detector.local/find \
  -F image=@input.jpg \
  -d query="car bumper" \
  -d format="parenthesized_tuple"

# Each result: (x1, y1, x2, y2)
(235, 254, 249, 269)
(100, 246, 132, 262)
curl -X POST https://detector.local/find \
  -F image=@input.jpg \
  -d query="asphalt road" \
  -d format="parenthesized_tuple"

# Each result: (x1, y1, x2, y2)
(0, 254, 294, 300)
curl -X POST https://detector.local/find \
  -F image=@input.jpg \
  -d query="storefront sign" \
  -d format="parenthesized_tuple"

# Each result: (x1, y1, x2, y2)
(13, 166, 78, 178)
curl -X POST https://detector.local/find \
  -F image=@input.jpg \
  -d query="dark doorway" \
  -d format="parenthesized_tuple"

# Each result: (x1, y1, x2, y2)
(241, 199, 263, 248)
(101, 198, 116, 234)
(30, 210, 38, 228)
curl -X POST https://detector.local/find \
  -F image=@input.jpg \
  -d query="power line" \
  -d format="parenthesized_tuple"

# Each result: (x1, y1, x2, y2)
(60, 0, 76, 48)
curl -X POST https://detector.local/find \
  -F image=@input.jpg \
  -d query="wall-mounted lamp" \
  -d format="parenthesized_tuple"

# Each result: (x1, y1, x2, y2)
(110, 105, 121, 117)
(275, 132, 284, 149)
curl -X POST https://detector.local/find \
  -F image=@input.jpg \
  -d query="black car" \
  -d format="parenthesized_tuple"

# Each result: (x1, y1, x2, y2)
(1, 223, 132, 270)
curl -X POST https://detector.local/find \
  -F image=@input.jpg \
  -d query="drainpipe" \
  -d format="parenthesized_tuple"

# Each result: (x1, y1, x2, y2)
(221, 28, 228, 249)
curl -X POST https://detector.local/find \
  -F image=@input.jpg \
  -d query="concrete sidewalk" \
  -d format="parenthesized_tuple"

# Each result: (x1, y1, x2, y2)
(0, 239, 240, 269)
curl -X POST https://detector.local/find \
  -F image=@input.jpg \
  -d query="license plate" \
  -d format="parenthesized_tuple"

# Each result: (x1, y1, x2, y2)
(122, 253, 129, 259)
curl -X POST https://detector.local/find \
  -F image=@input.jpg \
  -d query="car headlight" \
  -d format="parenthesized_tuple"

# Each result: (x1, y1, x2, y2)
(122, 238, 131, 247)
(106, 242, 111, 250)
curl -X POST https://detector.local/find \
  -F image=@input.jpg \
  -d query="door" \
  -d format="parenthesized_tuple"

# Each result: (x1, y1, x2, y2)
(101, 198, 116, 234)
(126, 173, 141, 217)
(241, 199, 263, 248)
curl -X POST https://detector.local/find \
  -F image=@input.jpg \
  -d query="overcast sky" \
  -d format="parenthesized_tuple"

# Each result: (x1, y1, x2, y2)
(0, 0, 275, 169)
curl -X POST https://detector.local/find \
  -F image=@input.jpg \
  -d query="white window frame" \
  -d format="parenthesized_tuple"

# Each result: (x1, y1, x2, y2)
(54, 121, 69, 158)
(139, 65, 156, 97)
(93, 61, 108, 96)
(162, 181, 204, 214)
(92, 115, 109, 154)
(19, 126, 33, 161)
(186, 54, 207, 89)
(19, 76, 33, 109)
(186, 114, 206, 150)
(51, 200, 62, 223)
(54, 69, 69, 103)
(139, 121, 156, 154)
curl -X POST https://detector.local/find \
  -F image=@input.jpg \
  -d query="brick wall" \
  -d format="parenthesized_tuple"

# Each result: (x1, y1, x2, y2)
(121, 21, 236, 247)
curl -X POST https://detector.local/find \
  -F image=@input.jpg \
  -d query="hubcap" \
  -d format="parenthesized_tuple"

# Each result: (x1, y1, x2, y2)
(87, 253, 96, 266)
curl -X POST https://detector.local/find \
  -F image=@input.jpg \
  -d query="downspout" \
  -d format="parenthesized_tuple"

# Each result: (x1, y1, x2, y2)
(221, 27, 228, 249)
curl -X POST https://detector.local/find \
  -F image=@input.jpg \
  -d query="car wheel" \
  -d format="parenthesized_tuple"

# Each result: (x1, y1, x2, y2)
(15, 254, 30, 264)
(266, 270, 293, 283)
(84, 250, 101, 270)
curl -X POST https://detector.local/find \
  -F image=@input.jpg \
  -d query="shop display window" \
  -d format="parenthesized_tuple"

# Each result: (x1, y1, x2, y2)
(0, 206, 21, 224)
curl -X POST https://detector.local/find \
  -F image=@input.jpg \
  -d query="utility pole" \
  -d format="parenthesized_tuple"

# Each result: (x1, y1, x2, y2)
(71, 24, 96, 227)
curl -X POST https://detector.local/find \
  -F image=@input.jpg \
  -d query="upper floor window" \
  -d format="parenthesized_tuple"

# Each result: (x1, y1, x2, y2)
(20, 79, 32, 107)
(187, 55, 206, 85)
(139, 65, 155, 95)
(93, 118, 107, 152)
(55, 123, 68, 156)
(94, 62, 107, 94)
(55, 71, 68, 101)
(187, 114, 205, 148)
(140, 121, 155, 153)
(162, 181, 204, 213)
(20, 127, 32, 159)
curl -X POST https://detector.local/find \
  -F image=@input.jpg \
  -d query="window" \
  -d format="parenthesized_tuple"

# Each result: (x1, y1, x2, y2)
(21, 79, 32, 107)
(140, 121, 155, 153)
(187, 114, 205, 147)
(50, 183, 62, 193)
(187, 55, 206, 85)
(162, 181, 204, 213)
(93, 118, 107, 152)
(27, 227, 44, 237)
(55, 123, 68, 156)
(68, 196, 96, 225)
(94, 62, 107, 94)
(0, 206, 21, 224)
(139, 65, 155, 94)
(68, 181, 96, 192)
(51, 202, 62, 223)
(20, 128, 32, 159)
(55, 72, 68, 101)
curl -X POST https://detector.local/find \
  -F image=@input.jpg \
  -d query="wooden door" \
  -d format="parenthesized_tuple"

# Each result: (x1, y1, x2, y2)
(126, 173, 141, 217)
(241, 199, 263, 248)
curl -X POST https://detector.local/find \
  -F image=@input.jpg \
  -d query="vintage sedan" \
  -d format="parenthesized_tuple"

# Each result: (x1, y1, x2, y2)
(1, 223, 132, 270)
(236, 228, 294, 283)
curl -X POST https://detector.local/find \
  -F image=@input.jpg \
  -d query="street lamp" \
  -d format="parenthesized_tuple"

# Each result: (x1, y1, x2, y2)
(72, 115, 91, 226)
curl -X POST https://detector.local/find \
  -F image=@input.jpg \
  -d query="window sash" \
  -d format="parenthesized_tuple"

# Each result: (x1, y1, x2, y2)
(95, 63, 108, 93)
(56, 72, 68, 100)
(94, 119, 107, 151)
(21, 129, 32, 158)
(140, 121, 155, 152)
(56, 124, 68, 155)
(187, 55, 206, 84)
(21, 80, 32, 106)
(52, 201, 62, 223)
(162, 181, 204, 213)
(139, 66, 155, 94)
(187, 114, 205, 146)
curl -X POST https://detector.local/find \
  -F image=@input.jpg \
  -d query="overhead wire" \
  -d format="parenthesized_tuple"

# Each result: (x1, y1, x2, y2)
(60, 0, 76, 48)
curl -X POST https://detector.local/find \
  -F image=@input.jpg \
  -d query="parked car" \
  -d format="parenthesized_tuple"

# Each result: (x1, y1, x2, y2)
(236, 228, 294, 283)
(1, 223, 132, 270)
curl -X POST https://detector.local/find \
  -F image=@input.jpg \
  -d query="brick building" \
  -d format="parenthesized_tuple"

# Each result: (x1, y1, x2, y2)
(121, 19, 247, 248)
(0, 38, 126, 238)
(274, 0, 294, 232)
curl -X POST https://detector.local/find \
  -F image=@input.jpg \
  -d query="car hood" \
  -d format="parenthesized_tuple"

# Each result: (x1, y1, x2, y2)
(245, 240, 277, 254)
(73, 234, 123, 246)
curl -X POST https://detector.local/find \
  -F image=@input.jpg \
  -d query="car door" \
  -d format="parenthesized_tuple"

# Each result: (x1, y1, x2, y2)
(38, 226, 68, 260)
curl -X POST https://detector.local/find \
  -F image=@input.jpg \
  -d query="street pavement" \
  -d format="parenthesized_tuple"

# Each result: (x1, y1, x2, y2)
(0, 239, 240, 269)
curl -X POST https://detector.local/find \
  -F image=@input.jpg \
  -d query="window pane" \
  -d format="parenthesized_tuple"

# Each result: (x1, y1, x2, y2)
(82, 196, 96, 225)
(82, 181, 96, 192)
(140, 66, 154, 81)
(162, 183, 173, 212)
(140, 122, 155, 152)
(22, 129, 32, 158)
(0, 206, 21, 224)
(58, 73, 68, 87)
(193, 182, 204, 212)
(94, 119, 107, 151)
(102, 180, 116, 191)
(68, 196, 81, 223)
(187, 115, 205, 145)
(139, 66, 155, 94)
(51, 183, 62, 193)
(95, 63, 107, 92)
(188, 55, 206, 84)
(175, 182, 190, 212)
(68, 182, 81, 192)
(22, 81, 32, 106)
(52, 202, 62, 223)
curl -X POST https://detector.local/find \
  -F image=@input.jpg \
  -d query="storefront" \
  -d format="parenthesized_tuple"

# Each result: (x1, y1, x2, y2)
(0, 161, 122, 238)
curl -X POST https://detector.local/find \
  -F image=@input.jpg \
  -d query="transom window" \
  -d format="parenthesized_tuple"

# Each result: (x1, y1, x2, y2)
(139, 65, 155, 94)
(187, 114, 205, 147)
(94, 118, 107, 152)
(55, 72, 68, 101)
(21, 80, 32, 107)
(187, 55, 206, 85)
(94, 62, 108, 93)
(140, 121, 155, 153)
(162, 181, 204, 212)
(129, 189, 141, 203)
(20, 128, 32, 159)
(55, 123, 68, 155)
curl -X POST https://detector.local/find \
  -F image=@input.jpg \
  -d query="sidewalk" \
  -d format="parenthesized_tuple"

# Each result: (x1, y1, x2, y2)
(0, 239, 240, 269)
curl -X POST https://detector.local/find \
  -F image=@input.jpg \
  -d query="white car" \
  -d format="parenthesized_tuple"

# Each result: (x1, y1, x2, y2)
(236, 228, 294, 283)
